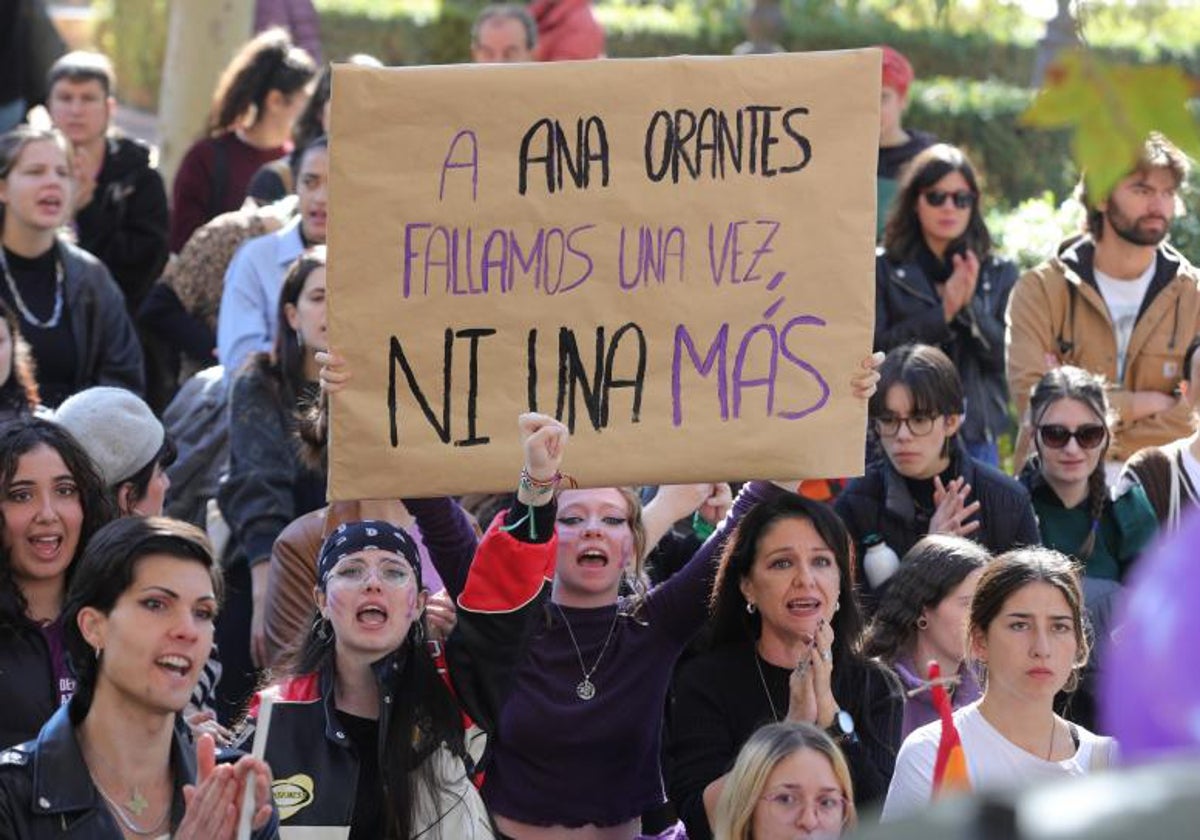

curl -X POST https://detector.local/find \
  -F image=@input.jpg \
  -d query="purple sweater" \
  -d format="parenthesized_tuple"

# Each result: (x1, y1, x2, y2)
(448, 483, 774, 827)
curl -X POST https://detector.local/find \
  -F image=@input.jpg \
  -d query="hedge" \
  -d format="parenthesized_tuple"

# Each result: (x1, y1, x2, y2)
(318, 2, 1200, 86)
(907, 77, 1075, 208)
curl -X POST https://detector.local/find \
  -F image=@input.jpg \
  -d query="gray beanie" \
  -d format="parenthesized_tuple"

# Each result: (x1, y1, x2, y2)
(53, 387, 164, 487)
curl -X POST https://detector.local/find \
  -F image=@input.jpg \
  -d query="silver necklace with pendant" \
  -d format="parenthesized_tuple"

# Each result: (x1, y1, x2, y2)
(753, 647, 781, 722)
(555, 602, 620, 701)
(91, 774, 169, 837)
(0, 246, 65, 329)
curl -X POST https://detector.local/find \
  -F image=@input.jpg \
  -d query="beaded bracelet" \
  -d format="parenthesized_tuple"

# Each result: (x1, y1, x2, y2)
(519, 467, 562, 496)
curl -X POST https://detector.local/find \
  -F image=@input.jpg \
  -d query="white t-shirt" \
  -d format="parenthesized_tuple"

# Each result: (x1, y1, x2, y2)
(881, 701, 1109, 822)
(1181, 442, 1200, 501)
(1095, 261, 1154, 382)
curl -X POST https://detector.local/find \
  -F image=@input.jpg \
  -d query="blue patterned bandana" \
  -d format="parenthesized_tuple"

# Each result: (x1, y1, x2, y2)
(316, 520, 422, 589)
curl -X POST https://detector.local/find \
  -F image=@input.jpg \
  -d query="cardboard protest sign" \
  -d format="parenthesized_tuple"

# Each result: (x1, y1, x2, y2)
(327, 51, 879, 500)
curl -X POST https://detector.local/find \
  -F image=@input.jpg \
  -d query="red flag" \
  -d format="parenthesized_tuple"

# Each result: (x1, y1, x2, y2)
(928, 660, 971, 795)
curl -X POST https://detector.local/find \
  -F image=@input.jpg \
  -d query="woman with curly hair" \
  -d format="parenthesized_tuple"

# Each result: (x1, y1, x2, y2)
(0, 417, 114, 748)
(863, 534, 989, 738)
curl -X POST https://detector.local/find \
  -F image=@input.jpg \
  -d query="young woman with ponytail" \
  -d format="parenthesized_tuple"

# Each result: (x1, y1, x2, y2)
(1017, 365, 1158, 729)
(169, 28, 316, 252)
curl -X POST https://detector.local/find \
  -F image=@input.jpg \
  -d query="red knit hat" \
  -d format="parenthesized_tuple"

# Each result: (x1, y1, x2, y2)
(879, 45, 914, 96)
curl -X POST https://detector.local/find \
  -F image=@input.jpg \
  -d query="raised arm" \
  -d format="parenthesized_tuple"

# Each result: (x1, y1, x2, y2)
(401, 496, 479, 601)
(445, 413, 567, 733)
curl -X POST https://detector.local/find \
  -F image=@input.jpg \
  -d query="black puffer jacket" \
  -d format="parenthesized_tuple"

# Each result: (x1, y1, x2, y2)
(874, 249, 1019, 448)
(834, 442, 1040, 608)
(74, 136, 169, 313)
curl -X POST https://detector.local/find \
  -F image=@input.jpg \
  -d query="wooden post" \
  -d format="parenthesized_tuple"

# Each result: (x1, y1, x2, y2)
(156, 0, 254, 188)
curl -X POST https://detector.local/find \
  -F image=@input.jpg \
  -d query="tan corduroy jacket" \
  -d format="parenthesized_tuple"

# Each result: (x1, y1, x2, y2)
(1006, 237, 1200, 462)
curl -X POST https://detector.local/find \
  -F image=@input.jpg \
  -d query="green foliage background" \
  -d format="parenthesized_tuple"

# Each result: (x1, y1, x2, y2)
(95, 0, 1199, 265)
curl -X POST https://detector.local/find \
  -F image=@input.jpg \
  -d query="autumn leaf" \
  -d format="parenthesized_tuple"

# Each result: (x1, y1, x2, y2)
(1021, 50, 1200, 201)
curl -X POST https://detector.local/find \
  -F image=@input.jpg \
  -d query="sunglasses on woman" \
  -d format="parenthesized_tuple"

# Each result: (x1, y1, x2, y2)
(1037, 423, 1107, 450)
(922, 189, 975, 209)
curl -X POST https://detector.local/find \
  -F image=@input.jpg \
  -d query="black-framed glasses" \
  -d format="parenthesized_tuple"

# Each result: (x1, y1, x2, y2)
(922, 189, 975, 209)
(1037, 423, 1107, 450)
(874, 414, 938, 437)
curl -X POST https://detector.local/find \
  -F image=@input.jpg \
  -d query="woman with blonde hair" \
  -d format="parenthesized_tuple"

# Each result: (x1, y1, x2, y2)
(713, 721, 856, 840)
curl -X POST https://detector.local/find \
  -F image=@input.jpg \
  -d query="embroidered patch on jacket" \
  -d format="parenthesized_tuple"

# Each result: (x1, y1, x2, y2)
(272, 773, 316, 820)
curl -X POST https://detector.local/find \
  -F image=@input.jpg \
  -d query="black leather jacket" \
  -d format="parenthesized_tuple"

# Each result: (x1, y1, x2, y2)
(874, 249, 1018, 446)
(0, 700, 278, 839)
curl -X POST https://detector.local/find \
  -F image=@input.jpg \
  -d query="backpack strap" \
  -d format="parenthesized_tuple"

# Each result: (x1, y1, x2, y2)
(1088, 734, 1116, 772)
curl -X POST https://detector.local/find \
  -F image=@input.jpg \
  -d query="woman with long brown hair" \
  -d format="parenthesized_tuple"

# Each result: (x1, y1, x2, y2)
(883, 547, 1115, 820)
(169, 28, 316, 252)
(215, 247, 327, 723)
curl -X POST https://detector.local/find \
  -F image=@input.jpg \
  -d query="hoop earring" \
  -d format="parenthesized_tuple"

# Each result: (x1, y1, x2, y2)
(916, 617, 929, 630)
(745, 602, 756, 614)
(315, 616, 332, 642)
(94, 646, 102, 661)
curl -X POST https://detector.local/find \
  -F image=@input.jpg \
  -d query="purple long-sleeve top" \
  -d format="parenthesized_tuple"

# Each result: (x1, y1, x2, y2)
(447, 482, 775, 827)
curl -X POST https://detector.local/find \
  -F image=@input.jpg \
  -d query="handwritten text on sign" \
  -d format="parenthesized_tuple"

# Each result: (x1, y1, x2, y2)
(327, 52, 879, 499)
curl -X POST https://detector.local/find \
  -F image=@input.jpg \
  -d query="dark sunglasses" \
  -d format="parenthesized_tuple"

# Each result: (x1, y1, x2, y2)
(922, 190, 976, 209)
(1037, 423, 1107, 450)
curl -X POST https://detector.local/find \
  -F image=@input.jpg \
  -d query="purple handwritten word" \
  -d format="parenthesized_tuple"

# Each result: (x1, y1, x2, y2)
(707, 219, 782, 287)
(617, 225, 686, 290)
(401, 223, 596, 298)
(671, 314, 829, 427)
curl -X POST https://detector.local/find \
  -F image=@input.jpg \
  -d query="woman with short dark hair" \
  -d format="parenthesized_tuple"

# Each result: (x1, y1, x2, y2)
(834, 343, 1039, 612)
(0, 516, 276, 838)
